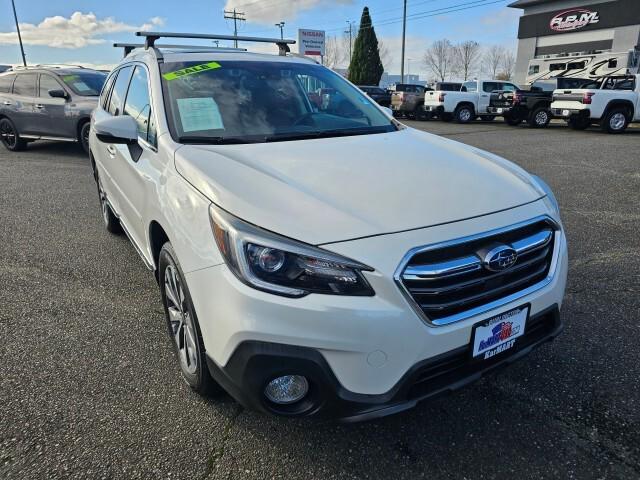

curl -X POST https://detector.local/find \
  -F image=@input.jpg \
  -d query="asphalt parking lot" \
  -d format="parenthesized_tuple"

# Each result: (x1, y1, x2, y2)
(1, 119, 639, 480)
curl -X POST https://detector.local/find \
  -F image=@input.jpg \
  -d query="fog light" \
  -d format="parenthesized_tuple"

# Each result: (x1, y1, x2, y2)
(264, 375, 309, 405)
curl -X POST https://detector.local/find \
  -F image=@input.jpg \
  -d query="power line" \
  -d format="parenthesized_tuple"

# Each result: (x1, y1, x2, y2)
(224, 9, 246, 48)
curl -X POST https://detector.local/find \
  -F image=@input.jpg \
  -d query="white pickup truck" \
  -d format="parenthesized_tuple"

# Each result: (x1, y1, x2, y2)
(423, 79, 519, 123)
(550, 74, 640, 133)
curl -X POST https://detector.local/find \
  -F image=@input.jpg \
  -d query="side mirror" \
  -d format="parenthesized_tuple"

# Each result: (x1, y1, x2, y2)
(48, 89, 68, 99)
(94, 115, 138, 145)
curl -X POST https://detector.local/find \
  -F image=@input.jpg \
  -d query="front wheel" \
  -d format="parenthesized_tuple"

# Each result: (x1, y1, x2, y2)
(79, 122, 91, 154)
(528, 107, 551, 128)
(601, 108, 629, 134)
(159, 243, 219, 396)
(0, 118, 27, 152)
(96, 175, 122, 234)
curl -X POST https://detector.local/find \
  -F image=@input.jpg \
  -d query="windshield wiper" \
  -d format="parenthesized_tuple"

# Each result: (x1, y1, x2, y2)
(264, 127, 392, 143)
(178, 136, 254, 145)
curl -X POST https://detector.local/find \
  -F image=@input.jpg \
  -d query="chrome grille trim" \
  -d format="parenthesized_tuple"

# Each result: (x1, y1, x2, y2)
(394, 215, 561, 327)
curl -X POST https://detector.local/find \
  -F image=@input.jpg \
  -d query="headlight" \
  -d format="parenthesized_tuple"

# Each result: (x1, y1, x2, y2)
(531, 174, 559, 215)
(209, 203, 374, 297)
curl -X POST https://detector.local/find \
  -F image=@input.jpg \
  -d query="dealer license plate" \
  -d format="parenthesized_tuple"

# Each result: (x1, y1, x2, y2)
(562, 109, 570, 117)
(471, 306, 529, 360)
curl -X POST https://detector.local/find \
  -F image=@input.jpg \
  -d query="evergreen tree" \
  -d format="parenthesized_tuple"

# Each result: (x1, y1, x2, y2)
(348, 7, 384, 85)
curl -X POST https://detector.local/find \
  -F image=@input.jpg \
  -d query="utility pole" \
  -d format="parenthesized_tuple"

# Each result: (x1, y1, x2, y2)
(224, 9, 245, 48)
(11, 0, 27, 67)
(344, 21, 355, 65)
(400, 0, 407, 84)
(275, 21, 285, 40)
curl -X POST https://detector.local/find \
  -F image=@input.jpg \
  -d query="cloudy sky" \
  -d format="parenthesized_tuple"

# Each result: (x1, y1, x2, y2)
(0, 0, 521, 76)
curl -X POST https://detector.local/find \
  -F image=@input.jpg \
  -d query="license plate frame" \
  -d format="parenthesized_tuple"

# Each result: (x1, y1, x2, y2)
(470, 305, 529, 361)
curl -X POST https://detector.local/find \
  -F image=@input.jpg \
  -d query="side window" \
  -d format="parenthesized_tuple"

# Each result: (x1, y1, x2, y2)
(123, 66, 153, 145)
(462, 81, 477, 92)
(39, 75, 62, 97)
(528, 65, 540, 75)
(100, 72, 117, 110)
(0, 74, 15, 93)
(482, 82, 499, 93)
(13, 73, 37, 96)
(501, 84, 518, 92)
(108, 66, 133, 116)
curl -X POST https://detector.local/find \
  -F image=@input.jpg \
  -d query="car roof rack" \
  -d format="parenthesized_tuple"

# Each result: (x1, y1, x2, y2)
(114, 43, 246, 57)
(135, 31, 296, 56)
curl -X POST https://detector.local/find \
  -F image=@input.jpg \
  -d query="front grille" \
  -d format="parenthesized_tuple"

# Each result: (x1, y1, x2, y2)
(397, 218, 557, 325)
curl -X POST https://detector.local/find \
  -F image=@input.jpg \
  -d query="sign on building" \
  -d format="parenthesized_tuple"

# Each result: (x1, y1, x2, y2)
(297, 29, 325, 56)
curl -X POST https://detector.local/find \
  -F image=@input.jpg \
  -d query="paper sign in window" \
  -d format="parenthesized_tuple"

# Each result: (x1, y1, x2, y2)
(176, 97, 224, 132)
(73, 81, 91, 92)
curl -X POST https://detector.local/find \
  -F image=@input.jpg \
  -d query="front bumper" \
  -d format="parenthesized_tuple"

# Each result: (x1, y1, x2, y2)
(487, 106, 512, 115)
(206, 305, 562, 421)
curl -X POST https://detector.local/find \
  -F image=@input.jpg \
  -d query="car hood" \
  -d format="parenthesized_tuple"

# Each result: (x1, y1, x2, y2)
(175, 128, 544, 245)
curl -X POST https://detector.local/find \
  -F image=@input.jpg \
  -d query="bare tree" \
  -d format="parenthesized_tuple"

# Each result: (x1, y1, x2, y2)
(497, 50, 516, 81)
(453, 40, 481, 80)
(324, 35, 344, 69)
(484, 45, 505, 79)
(423, 39, 454, 82)
(378, 40, 391, 71)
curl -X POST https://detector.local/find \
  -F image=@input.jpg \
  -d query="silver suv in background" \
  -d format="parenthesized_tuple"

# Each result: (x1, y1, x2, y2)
(0, 66, 107, 153)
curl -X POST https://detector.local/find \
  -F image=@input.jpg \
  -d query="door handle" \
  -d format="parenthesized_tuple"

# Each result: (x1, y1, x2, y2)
(107, 145, 117, 156)
(35, 104, 45, 109)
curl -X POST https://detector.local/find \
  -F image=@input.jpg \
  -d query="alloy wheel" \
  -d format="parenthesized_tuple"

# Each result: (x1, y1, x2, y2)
(0, 120, 16, 148)
(535, 111, 549, 126)
(98, 180, 110, 225)
(610, 113, 626, 131)
(164, 265, 198, 375)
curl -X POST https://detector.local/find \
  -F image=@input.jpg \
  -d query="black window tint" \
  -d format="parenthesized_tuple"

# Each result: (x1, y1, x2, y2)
(108, 66, 133, 116)
(39, 75, 62, 97)
(124, 66, 152, 143)
(0, 74, 15, 93)
(13, 73, 37, 96)
(550, 63, 566, 71)
(607, 59, 618, 69)
(100, 72, 117, 110)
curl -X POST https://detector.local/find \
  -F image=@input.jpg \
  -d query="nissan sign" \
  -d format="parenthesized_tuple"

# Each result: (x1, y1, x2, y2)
(550, 9, 600, 32)
(298, 29, 325, 56)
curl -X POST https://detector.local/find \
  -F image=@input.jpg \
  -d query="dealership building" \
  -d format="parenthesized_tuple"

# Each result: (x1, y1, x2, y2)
(509, 0, 640, 83)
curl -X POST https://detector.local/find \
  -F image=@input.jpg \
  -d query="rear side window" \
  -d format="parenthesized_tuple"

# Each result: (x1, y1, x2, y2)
(123, 66, 154, 145)
(108, 66, 133, 116)
(13, 74, 37, 96)
(0, 74, 15, 93)
(482, 82, 500, 93)
(39, 75, 62, 97)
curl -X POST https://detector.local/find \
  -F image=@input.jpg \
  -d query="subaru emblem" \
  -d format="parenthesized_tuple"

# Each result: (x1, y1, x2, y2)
(483, 245, 518, 272)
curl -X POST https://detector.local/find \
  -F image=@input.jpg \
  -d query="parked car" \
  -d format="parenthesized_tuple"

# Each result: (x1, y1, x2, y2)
(551, 74, 640, 133)
(359, 85, 391, 107)
(390, 84, 430, 119)
(424, 79, 520, 123)
(489, 77, 591, 128)
(90, 34, 567, 421)
(0, 66, 107, 153)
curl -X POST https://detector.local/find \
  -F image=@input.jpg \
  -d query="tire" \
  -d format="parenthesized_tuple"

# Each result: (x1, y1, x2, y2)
(528, 107, 551, 128)
(413, 104, 425, 121)
(159, 242, 219, 396)
(441, 113, 454, 122)
(96, 174, 122, 234)
(601, 108, 629, 134)
(79, 121, 91, 154)
(454, 104, 474, 124)
(505, 114, 522, 126)
(567, 117, 590, 130)
(0, 118, 27, 152)
(481, 116, 495, 122)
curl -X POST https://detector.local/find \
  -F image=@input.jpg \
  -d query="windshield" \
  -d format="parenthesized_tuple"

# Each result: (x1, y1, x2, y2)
(160, 60, 396, 144)
(60, 71, 107, 96)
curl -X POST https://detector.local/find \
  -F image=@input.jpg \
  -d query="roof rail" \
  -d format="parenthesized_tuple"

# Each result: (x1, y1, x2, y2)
(135, 31, 296, 56)
(113, 43, 246, 57)
(11, 63, 86, 70)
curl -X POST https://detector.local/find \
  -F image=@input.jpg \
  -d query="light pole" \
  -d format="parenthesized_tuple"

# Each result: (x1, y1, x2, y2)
(275, 21, 285, 40)
(11, 0, 27, 67)
(345, 21, 355, 64)
(400, 0, 407, 84)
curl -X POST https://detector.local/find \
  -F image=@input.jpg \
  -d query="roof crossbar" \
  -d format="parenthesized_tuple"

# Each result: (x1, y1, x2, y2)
(114, 43, 246, 57)
(135, 31, 295, 56)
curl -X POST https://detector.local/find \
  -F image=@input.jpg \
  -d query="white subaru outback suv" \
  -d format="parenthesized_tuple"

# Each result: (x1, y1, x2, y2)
(89, 32, 567, 421)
